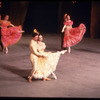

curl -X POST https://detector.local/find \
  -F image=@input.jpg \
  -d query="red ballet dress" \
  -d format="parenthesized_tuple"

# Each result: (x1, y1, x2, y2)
(63, 20, 86, 47)
(1, 21, 23, 48)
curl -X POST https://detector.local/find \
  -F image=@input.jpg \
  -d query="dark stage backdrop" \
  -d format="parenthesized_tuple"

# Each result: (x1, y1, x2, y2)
(23, 1, 59, 33)
(1, 1, 29, 26)
(91, 1, 100, 38)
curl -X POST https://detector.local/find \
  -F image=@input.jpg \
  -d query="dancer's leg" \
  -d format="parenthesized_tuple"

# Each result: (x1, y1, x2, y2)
(68, 47, 71, 53)
(28, 60, 35, 82)
(52, 72, 57, 80)
(6, 47, 8, 54)
(59, 50, 67, 54)
(43, 73, 51, 81)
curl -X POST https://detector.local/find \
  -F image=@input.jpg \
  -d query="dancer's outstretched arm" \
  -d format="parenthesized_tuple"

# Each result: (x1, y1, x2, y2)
(10, 23, 15, 27)
(61, 25, 66, 33)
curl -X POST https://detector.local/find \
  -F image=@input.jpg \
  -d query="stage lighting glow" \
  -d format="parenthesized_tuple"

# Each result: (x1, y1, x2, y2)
(72, 1, 76, 4)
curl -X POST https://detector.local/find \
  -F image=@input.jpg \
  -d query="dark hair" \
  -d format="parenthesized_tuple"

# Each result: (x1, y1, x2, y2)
(38, 33, 42, 36)
(5, 15, 9, 17)
(32, 33, 38, 37)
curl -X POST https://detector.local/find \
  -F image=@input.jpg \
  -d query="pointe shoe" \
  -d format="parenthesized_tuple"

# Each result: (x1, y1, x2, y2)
(52, 72, 57, 80)
(28, 78, 32, 82)
(53, 74, 57, 80)
(67, 47, 71, 53)
(54, 76, 57, 80)
(67, 49, 71, 53)
(28, 76, 32, 83)
(43, 78, 51, 81)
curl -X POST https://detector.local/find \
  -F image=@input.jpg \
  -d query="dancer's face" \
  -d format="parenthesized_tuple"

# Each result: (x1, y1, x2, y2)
(67, 15, 70, 20)
(5, 15, 9, 21)
(33, 35, 38, 41)
(38, 35, 43, 42)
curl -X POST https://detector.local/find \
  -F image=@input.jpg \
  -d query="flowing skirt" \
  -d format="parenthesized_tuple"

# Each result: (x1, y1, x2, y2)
(32, 51, 63, 79)
(63, 23, 86, 47)
(1, 25, 23, 48)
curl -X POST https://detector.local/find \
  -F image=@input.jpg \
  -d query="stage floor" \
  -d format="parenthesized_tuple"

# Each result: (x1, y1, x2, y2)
(0, 33, 100, 98)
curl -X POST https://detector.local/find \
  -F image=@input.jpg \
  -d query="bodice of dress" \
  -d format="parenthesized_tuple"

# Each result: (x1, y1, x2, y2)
(1, 21, 11, 28)
(37, 42, 46, 53)
(63, 20, 73, 28)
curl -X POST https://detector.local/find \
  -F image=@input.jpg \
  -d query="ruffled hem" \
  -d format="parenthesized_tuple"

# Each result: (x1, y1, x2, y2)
(63, 23, 86, 47)
(31, 52, 61, 79)
(1, 25, 23, 48)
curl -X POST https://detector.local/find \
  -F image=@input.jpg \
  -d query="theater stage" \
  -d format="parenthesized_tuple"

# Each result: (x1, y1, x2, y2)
(0, 33, 100, 98)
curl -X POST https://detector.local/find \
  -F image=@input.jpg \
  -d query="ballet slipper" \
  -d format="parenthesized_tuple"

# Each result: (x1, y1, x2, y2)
(28, 76, 32, 83)
(67, 47, 71, 53)
(68, 50, 70, 53)
(67, 49, 71, 53)
(52, 72, 57, 80)
(43, 78, 51, 81)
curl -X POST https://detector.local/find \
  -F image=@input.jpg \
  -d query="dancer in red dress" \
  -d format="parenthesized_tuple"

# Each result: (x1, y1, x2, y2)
(1, 15, 24, 54)
(61, 14, 86, 53)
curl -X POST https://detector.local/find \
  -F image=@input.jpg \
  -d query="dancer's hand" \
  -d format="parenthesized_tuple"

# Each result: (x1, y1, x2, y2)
(18, 30, 25, 33)
(61, 30, 64, 33)
(10, 24, 15, 27)
(41, 55, 47, 59)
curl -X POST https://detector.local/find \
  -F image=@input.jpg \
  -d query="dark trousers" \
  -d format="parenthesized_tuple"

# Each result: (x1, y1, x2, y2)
(61, 32, 66, 50)
(0, 28, 3, 50)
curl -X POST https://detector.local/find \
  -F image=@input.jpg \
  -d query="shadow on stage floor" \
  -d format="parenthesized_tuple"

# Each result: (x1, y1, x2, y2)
(73, 48, 100, 54)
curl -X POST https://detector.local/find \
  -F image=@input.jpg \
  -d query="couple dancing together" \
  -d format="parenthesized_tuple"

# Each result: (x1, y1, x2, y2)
(28, 31, 67, 82)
